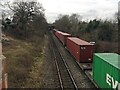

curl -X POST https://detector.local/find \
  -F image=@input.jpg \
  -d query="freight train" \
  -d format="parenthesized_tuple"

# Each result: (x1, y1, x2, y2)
(52, 28, 120, 90)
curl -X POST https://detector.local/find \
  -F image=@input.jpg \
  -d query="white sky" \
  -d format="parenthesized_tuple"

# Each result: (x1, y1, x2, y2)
(39, 0, 119, 23)
(0, 0, 119, 23)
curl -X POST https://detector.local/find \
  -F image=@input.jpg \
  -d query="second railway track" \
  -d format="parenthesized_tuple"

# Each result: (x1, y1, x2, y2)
(50, 31, 78, 89)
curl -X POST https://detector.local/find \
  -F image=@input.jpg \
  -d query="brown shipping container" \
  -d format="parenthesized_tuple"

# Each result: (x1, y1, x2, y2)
(60, 33, 71, 45)
(53, 29, 57, 32)
(53, 29, 57, 33)
(67, 37, 94, 63)
(55, 31, 63, 39)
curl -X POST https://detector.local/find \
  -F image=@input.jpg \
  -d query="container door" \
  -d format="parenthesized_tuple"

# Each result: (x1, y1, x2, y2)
(80, 45, 93, 63)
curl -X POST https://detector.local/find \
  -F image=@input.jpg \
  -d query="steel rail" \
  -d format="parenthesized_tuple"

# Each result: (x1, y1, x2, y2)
(51, 31, 78, 89)
(51, 41, 64, 90)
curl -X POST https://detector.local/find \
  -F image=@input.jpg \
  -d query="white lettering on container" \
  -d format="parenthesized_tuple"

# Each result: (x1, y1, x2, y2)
(112, 77, 118, 89)
(106, 73, 119, 89)
(118, 83, 120, 90)
(106, 73, 111, 86)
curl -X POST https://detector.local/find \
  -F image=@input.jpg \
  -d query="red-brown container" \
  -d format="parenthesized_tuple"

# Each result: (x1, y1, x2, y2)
(55, 31, 63, 39)
(53, 29, 57, 33)
(66, 37, 94, 63)
(59, 33, 71, 45)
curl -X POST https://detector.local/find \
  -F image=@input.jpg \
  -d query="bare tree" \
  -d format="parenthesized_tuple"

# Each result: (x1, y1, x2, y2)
(5, 1, 47, 39)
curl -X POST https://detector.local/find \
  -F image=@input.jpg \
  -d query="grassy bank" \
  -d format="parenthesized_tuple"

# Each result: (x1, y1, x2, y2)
(3, 34, 45, 88)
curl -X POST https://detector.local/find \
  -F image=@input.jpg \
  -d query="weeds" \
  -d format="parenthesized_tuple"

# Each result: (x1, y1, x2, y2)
(3, 35, 45, 88)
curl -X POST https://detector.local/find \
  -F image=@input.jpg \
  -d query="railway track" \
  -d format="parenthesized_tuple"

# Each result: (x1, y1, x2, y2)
(50, 31, 96, 89)
(50, 31, 78, 89)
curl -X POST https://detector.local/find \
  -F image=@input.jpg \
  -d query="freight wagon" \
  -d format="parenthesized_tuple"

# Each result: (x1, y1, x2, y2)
(55, 31, 63, 39)
(66, 37, 94, 63)
(54, 30, 71, 46)
(59, 32, 71, 46)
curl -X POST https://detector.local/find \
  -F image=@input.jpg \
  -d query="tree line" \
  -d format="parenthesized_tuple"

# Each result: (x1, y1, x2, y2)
(54, 14, 118, 53)
(2, 1, 47, 40)
(1, 2, 119, 53)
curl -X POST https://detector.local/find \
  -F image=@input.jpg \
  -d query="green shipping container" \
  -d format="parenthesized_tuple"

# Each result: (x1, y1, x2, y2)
(93, 53, 120, 90)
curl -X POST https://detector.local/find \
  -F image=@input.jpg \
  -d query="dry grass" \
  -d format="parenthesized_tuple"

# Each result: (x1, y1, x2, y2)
(3, 34, 45, 88)
(22, 35, 49, 88)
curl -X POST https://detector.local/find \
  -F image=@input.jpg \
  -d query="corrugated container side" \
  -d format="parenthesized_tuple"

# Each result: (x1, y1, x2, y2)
(59, 33, 63, 43)
(55, 32, 57, 37)
(56, 31, 63, 41)
(93, 53, 120, 90)
(60, 34, 71, 45)
(63, 35, 70, 45)
(58, 32, 62, 41)
(67, 38, 80, 62)
(55, 31, 60, 39)
(67, 37, 94, 63)
(60, 34, 64, 44)
(80, 45, 94, 62)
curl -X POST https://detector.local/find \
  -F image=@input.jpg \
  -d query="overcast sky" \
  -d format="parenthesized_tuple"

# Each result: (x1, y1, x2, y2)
(39, 0, 119, 23)
(0, 0, 119, 23)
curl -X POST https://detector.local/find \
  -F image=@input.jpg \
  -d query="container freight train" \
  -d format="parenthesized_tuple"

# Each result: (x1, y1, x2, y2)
(52, 28, 120, 90)
(67, 37, 94, 63)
